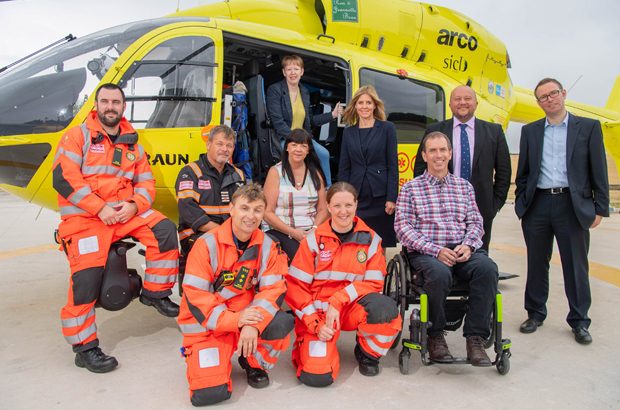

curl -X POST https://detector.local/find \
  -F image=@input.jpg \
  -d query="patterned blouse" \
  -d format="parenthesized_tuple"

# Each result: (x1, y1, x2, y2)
(267, 162, 318, 231)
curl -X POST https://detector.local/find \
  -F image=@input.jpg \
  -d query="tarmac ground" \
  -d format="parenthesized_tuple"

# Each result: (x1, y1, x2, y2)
(1, 191, 619, 409)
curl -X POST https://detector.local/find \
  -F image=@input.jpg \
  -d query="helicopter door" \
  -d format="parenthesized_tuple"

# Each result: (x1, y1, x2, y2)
(113, 27, 223, 217)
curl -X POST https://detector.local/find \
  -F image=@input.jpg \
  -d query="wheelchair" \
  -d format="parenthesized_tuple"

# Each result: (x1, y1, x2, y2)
(383, 251, 511, 375)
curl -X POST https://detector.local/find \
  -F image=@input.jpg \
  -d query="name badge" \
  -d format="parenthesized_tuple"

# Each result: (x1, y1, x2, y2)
(112, 147, 123, 167)
(233, 266, 250, 290)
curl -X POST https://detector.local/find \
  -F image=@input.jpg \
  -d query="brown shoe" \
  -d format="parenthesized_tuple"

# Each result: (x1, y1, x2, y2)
(466, 336, 492, 367)
(427, 333, 454, 363)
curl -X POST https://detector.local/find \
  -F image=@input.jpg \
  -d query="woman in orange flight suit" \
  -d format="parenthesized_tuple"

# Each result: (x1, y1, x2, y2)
(286, 182, 401, 387)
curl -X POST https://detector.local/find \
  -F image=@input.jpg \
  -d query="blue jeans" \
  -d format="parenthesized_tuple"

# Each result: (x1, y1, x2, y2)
(280, 139, 331, 187)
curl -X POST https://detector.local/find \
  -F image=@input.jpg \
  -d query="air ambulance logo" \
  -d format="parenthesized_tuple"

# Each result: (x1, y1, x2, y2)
(126, 152, 136, 161)
(356, 249, 367, 263)
(90, 144, 105, 154)
(319, 249, 332, 262)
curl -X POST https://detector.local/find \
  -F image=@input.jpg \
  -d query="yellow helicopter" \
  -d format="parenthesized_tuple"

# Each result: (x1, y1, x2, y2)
(0, 0, 618, 220)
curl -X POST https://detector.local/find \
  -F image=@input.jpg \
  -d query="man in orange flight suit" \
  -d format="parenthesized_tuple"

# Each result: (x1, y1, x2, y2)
(178, 183, 294, 406)
(286, 182, 402, 387)
(53, 83, 179, 373)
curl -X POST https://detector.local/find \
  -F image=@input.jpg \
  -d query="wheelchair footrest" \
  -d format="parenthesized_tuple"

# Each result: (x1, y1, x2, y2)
(402, 340, 422, 351)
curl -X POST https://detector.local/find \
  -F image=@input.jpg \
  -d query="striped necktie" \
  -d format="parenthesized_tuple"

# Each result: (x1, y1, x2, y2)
(459, 123, 471, 181)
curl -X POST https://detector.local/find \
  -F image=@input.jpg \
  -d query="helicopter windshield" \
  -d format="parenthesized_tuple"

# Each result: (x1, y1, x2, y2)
(0, 17, 210, 136)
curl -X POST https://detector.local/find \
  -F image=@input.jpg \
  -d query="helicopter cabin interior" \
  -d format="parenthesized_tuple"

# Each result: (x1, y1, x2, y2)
(119, 30, 445, 183)
(118, 32, 348, 182)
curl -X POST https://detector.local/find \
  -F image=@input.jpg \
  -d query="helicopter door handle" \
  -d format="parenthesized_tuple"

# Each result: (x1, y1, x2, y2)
(317, 34, 335, 44)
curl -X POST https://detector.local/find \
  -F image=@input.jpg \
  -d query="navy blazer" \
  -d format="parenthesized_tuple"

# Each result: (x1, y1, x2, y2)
(413, 118, 511, 226)
(515, 113, 609, 229)
(338, 120, 399, 202)
(266, 79, 333, 140)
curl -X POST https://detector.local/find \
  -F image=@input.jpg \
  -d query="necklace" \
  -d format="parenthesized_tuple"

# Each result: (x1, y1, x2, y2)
(291, 163, 306, 189)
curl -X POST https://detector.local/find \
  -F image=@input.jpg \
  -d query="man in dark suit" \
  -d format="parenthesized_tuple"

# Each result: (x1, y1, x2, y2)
(414, 85, 511, 251)
(515, 78, 609, 345)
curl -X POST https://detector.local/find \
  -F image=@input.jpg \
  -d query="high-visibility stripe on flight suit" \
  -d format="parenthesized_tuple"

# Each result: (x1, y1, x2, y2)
(177, 219, 292, 400)
(286, 217, 401, 382)
(175, 154, 245, 257)
(53, 111, 179, 352)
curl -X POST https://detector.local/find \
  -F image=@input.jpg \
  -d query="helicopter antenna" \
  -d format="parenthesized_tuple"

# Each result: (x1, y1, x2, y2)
(567, 75, 583, 93)
(177, 0, 181, 12)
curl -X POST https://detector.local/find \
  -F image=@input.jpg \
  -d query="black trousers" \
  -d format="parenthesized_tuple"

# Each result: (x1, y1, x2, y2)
(521, 191, 591, 329)
(406, 250, 498, 338)
(481, 217, 494, 253)
(265, 229, 300, 263)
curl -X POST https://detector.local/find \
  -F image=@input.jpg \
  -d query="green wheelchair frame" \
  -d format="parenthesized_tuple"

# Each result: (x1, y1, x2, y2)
(383, 252, 512, 375)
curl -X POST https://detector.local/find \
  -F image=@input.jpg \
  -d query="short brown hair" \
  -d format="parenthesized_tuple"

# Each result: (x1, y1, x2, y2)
(231, 183, 266, 205)
(208, 124, 236, 144)
(534, 78, 564, 97)
(281, 55, 304, 70)
(421, 131, 452, 153)
(326, 182, 358, 203)
(342, 85, 386, 126)
(95, 83, 125, 103)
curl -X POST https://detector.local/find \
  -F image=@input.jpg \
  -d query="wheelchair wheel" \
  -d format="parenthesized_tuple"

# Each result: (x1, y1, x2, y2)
(399, 348, 411, 375)
(383, 258, 400, 301)
(385, 254, 409, 349)
(496, 351, 510, 375)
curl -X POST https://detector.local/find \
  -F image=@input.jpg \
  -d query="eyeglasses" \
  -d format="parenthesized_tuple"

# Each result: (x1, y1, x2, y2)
(536, 89, 562, 103)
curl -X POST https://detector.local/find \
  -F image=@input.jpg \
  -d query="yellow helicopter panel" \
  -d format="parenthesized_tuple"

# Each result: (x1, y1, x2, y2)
(0, 0, 618, 221)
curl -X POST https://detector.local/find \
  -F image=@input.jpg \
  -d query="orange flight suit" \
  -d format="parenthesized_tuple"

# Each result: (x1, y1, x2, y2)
(286, 217, 401, 385)
(53, 111, 179, 352)
(178, 219, 293, 404)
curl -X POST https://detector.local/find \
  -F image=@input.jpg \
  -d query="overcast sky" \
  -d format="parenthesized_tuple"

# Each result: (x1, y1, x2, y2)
(1, 0, 618, 149)
(1, 0, 618, 106)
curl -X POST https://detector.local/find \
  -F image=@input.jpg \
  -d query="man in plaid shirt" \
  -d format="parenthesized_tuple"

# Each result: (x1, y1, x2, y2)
(395, 131, 498, 366)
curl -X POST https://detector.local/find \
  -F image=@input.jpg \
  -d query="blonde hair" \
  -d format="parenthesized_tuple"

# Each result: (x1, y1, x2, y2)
(342, 85, 386, 126)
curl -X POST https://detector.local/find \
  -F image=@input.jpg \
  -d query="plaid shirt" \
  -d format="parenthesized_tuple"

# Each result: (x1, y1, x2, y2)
(395, 171, 484, 257)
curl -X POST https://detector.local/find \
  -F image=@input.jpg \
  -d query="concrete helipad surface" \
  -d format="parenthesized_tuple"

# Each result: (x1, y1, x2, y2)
(1, 191, 619, 409)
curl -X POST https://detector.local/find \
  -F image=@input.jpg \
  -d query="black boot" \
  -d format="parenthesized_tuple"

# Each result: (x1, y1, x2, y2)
(75, 347, 118, 373)
(238, 356, 270, 388)
(140, 295, 179, 317)
(354, 344, 380, 376)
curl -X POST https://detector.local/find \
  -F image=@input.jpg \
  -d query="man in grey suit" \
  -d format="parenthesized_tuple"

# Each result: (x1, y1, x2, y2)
(414, 85, 511, 252)
(515, 78, 609, 344)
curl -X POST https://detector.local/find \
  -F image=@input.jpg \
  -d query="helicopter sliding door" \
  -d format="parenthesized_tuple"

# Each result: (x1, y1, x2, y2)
(221, 34, 350, 183)
(115, 25, 223, 217)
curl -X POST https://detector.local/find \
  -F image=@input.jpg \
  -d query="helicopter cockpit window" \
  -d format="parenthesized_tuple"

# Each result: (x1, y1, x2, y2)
(0, 17, 209, 136)
(119, 36, 216, 129)
(360, 69, 444, 144)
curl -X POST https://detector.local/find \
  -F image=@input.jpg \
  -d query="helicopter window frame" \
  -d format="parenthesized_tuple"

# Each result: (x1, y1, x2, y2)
(359, 68, 445, 144)
(118, 34, 219, 129)
(120, 60, 219, 103)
